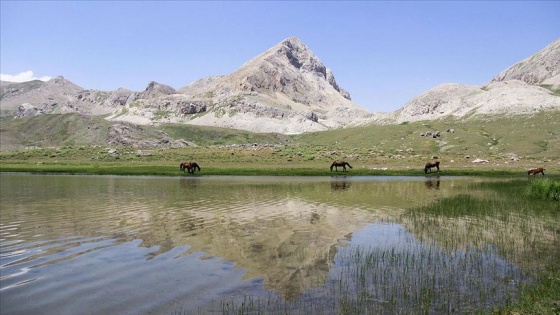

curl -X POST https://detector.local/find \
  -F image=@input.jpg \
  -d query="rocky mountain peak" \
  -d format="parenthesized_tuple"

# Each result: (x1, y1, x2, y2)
(141, 81, 176, 98)
(394, 38, 560, 123)
(229, 36, 351, 103)
(5, 37, 558, 136)
(491, 38, 560, 87)
(47, 75, 83, 91)
(274, 37, 327, 75)
(51, 75, 68, 84)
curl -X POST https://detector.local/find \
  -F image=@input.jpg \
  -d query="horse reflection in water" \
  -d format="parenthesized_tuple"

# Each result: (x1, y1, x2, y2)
(425, 177, 441, 190)
(180, 177, 199, 190)
(180, 162, 201, 174)
(331, 179, 351, 191)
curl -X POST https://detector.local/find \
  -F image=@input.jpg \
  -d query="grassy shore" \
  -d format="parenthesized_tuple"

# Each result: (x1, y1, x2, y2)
(0, 144, 554, 177)
(0, 161, 528, 177)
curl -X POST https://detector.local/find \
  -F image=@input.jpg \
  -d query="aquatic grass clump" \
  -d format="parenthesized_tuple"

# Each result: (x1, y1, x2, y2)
(527, 178, 560, 201)
(402, 179, 560, 314)
(332, 242, 526, 314)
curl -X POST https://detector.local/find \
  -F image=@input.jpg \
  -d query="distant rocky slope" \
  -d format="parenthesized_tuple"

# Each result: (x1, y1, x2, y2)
(393, 38, 560, 123)
(393, 80, 559, 122)
(491, 39, 560, 88)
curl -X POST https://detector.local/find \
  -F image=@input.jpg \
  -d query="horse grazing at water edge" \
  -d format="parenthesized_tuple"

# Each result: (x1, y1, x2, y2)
(424, 161, 440, 174)
(527, 167, 545, 176)
(331, 161, 353, 172)
(180, 162, 201, 174)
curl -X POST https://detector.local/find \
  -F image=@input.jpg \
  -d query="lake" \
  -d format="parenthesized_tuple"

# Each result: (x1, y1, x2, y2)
(0, 173, 529, 314)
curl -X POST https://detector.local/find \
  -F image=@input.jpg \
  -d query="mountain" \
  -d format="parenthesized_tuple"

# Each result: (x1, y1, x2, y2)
(1, 37, 379, 134)
(175, 37, 380, 133)
(394, 38, 560, 123)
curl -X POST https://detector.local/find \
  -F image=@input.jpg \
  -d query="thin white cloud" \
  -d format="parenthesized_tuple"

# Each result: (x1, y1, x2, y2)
(0, 71, 51, 82)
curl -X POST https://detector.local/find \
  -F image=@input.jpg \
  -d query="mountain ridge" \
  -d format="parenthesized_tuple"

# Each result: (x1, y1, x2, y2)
(1, 37, 559, 135)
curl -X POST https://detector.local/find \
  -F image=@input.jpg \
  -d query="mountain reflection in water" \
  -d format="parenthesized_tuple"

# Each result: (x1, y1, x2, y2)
(0, 174, 479, 313)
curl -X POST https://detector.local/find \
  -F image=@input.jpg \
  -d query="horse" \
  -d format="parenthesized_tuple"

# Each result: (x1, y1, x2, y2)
(527, 167, 545, 176)
(180, 162, 201, 174)
(424, 161, 440, 174)
(330, 161, 353, 172)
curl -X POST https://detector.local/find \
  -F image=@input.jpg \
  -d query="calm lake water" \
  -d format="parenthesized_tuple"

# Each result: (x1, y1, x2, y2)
(0, 173, 526, 314)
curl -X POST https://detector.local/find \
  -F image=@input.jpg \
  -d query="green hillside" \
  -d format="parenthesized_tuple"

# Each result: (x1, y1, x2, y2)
(294, 111, 560, 160)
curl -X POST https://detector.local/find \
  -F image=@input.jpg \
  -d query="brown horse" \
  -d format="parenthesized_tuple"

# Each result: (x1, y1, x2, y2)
(424, 161, 440, 174)
(331, 161, 352, 172)
(527, 167, 545, 176)
(180, 162, 201, 174)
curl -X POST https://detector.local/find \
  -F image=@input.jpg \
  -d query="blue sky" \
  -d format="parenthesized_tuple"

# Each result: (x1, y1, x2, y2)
(1, 1, 559, 112)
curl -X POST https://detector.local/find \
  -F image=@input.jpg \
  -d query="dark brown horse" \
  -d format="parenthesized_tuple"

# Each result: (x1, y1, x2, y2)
(424, 161, 440, 174)
(331, 161, 353, 172)
(527, 167, 545, 176)
(180, 162, 201, 174)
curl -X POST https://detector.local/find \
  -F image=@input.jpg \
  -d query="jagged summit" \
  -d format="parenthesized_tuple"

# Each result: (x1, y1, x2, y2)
(230, 36, 351, 102)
